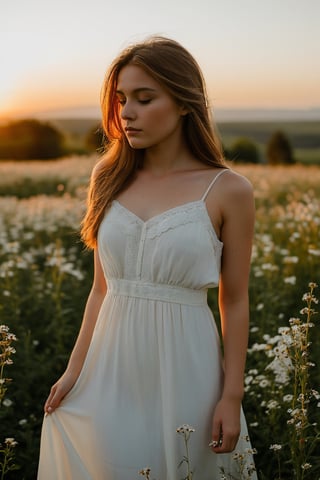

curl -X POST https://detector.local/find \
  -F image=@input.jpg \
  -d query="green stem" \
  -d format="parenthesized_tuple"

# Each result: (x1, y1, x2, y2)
(1, 449, 8, 480)
(184, 436, 192, 480)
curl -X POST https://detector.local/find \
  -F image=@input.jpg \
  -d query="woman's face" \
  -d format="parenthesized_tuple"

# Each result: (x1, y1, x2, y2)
(116, 64, 186, 150)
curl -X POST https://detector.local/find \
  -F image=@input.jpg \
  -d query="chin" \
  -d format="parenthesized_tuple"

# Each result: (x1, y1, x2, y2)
(128, 140, 149, 149)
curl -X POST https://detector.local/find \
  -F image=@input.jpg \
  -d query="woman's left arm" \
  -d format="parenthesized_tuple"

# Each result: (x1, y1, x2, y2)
(210, 172, 255, 453)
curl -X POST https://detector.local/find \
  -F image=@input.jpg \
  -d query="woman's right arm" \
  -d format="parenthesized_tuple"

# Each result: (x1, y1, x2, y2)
(44, 248, 107, 414)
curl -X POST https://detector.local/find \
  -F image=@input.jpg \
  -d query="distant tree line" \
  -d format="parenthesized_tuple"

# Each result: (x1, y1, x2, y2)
(224, 130, 294, 165)
(0, 118, 294, 164)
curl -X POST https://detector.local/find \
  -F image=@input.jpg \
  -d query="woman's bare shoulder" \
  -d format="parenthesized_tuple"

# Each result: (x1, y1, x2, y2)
(218, 169, 254, 200)
(204, 168, 254, 227)
(217, 170, 254, 227)
(204, 167, 253, 200)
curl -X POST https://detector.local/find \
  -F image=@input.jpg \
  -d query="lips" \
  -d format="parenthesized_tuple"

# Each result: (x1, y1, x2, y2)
(125, 127, 141, 133)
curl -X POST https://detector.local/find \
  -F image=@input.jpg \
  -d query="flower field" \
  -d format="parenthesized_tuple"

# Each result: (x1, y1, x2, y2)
(0, 156, 319, 479)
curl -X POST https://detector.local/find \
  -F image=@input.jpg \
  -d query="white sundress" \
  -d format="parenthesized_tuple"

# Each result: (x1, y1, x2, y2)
(38, 169, 257, 480)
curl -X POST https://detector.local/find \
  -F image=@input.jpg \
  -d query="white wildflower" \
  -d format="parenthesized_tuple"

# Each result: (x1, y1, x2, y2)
(176, 424, 195, 434)
(2, 398, 13, 407)
(311, 389, 320, 400)
(261, 263, 279, 271)
(283, 394, 293, 403)
(284, 276, 296, 285)
(250, 326, 259, 333)
(269, 444, 282, 451)
(139, 467, 151, 476)
(259, 379, 270, 388)
(4, 438, 18, 447)
(283, 256, 299, 264)
(308, 248, 320, 256)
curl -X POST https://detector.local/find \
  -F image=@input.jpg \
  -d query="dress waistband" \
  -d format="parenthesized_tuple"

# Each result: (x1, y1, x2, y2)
(107, 279, 207, 306)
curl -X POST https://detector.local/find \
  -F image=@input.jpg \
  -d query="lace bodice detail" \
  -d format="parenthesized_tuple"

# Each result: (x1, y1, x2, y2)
(97, 199, 223, 291)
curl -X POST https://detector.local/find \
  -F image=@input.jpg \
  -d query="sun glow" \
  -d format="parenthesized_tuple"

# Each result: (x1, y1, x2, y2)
(1, 0, 319, 120)
(0, 72, 22, 119)
(0, 33, 49, 119)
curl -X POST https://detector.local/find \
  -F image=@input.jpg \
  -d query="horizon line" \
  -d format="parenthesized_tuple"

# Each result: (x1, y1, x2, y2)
(1, 105, 320, 124)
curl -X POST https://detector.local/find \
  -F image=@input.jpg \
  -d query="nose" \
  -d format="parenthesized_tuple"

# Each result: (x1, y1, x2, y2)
(120, 101, 136, 120)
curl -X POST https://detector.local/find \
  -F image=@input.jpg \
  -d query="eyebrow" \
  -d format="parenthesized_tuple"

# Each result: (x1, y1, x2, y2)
(116, 87, 157, 95)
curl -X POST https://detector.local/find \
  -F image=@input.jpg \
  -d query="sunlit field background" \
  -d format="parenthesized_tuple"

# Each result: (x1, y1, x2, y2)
(0, 119, 319, 479)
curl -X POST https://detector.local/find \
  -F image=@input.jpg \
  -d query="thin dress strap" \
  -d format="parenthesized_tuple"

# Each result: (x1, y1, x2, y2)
(201, 169, 229, 201)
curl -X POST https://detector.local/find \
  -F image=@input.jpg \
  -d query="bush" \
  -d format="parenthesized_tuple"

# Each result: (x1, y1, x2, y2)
(0, 120, 65, 160)
(230, 137, 260, 164)
(266, 130, 294, 165)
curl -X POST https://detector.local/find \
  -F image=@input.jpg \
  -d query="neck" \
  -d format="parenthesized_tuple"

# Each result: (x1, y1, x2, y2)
(143, 135, 195, 176)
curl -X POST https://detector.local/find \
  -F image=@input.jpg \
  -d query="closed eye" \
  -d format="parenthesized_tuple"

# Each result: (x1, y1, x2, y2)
(116, 98, 151, 106)
(138, 99, 152, 104)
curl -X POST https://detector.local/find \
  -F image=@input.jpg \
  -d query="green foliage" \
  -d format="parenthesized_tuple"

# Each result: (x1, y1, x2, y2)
(236, 164, 320, 479)
(295, 148, 320, 165)
(266, 130, 294, 165)
(0, 177, 69, 198)
(0, 120, 65, 160)
(230, 137, 260, 164)
(0, 222, 93, 479)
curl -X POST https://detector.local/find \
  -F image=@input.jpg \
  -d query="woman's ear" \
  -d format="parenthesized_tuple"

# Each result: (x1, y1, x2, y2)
(179, 105, 189, 116)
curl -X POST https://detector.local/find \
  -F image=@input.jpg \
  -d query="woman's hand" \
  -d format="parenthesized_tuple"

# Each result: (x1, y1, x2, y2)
(44, 371, 78, 415)
(210, 396, 241, 453)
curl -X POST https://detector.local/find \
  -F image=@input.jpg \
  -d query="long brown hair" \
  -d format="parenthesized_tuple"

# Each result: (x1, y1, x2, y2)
(81, 36, 226, 249)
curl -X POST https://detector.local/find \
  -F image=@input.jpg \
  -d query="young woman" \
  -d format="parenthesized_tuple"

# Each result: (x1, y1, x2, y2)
(38, 36, 257, 479)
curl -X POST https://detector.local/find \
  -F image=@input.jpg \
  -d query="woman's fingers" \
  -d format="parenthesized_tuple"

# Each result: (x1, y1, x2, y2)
(44, 385, 56, 413)
(44, 384, 64, 414)
(218, 434, 238, 453)
(210, 400, 240, 453)
(210, 432, 238, 453)
(210, 416, 223, 452)
(44, 374, 77, 415)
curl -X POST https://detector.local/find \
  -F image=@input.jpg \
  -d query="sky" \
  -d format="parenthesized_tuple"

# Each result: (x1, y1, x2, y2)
(1, 0, 320, 119)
